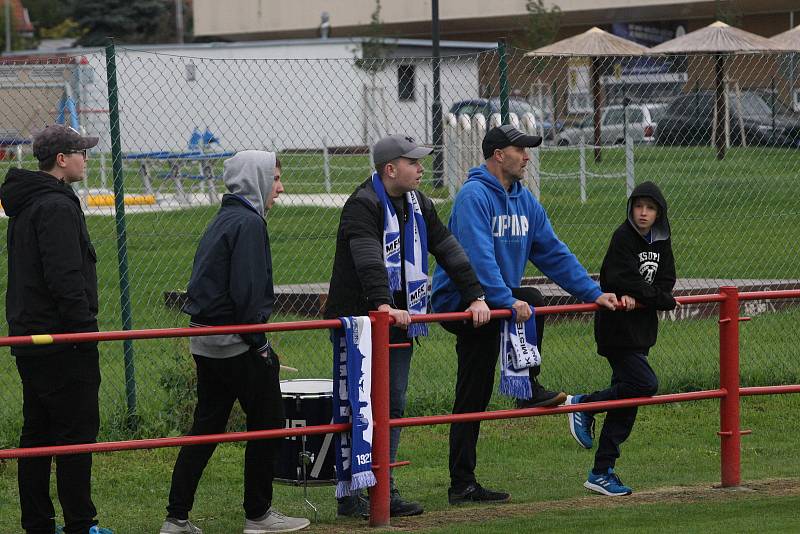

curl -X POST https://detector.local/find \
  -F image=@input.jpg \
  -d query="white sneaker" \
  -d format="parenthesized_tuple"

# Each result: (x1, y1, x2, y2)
(243, 508, 310, 533)
(159, 518, 202, 534)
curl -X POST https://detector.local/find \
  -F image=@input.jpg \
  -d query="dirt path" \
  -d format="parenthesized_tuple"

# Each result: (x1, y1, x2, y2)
(306, 478, 800, 533)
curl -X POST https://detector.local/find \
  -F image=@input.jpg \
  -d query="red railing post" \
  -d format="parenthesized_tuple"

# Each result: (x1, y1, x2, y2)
(718, 286, 742, 487)
(368, 310, 391, 527)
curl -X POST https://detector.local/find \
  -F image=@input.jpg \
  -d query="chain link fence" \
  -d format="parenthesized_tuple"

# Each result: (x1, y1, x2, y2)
(1, 43, 799, 445)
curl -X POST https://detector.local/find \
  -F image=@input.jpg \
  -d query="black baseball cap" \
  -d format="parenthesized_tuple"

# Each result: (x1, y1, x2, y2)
(373, 134, 433, 166)
(32, 124, 99, 161)
(482, 125, 542, 159)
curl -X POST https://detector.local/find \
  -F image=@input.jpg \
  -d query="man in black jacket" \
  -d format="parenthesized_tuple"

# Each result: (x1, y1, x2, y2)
(325, 135, 491, 518)
(160, 151, 309, 534)
(0, 125, 113, 534)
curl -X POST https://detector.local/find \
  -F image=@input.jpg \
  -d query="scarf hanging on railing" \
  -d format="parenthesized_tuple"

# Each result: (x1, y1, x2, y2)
(332, 316, 376, 498)
(371, 172, 429, 338)
(499, 308, 541, 400)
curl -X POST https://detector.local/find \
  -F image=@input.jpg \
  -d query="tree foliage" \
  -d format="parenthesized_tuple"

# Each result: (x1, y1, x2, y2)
(22, 0, 74, 37)
(518, 0, 562, 51)
(715, 0, 742, 28)
(73, 0, 168, 46)
(354, 0, 395, 74)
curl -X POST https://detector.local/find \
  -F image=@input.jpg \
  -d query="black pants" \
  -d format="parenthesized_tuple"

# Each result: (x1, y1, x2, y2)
(443, 287, 545, 490)
(15, 345, 101, 534)
(582, 350, 658, 472)
(166, 349, 284, 521)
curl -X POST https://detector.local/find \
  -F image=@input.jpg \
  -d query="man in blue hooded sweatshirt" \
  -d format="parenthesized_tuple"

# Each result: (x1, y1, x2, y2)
(431, 125, 618, 504)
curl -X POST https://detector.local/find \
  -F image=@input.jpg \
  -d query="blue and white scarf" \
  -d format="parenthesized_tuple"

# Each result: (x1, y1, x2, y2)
(371, 172, 429, 338)
(332, 316, 376, 498)
(499, 308, 541, 400)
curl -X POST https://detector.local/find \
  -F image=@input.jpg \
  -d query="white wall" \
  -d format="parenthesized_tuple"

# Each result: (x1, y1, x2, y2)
(76, 42, 481, 153)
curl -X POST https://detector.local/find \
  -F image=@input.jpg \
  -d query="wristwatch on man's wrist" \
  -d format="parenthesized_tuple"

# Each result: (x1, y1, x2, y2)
(476, 295, 486, 302)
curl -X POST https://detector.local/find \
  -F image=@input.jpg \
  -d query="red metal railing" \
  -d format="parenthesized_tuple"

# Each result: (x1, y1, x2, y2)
(1, 286, 799, 527)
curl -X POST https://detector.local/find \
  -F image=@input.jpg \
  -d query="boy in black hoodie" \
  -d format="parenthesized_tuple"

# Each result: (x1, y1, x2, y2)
(565, 181, 679, 496)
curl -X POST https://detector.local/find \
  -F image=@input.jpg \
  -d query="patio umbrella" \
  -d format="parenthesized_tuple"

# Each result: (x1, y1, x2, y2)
(527, 27, 648, 162)
(649, 21, 784, 160)
(770, 25, 800, 51)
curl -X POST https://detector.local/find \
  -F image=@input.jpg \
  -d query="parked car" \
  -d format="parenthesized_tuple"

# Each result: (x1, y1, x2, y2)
(448, 98, 564, 140)
(556, 103, 667, 146)
(655, 90, 800, 148)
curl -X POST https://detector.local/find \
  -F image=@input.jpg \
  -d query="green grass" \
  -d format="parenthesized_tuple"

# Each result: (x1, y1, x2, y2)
(1, 394, 798, 532)
(0, 143, 799, 443)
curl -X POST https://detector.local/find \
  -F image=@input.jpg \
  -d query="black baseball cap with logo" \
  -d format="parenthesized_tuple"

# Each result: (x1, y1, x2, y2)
(32, 124, 99, 161)
(482, 125, 543, 159)
(372, 134, 433, 167)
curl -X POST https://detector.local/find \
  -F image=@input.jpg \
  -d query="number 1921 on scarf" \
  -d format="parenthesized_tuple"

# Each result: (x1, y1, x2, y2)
(356, 453, 372, 466)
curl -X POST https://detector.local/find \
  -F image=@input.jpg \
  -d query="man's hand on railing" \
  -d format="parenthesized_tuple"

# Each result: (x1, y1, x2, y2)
(377, 304, 411, 329)
(465, 299, 491, 327)
(595, 292, 619, 310)
(511, 299, 533, 322)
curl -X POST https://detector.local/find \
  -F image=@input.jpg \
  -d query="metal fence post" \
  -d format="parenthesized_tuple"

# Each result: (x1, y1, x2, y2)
(322, 140, 331, 194)
(105, 38, 138, 429)
(498, 39, 509, 126)
(625, 133, 635, 197)
(579, 136, 587, 203)
(718, 285, 742, 487)
(368, 310, 391, 527)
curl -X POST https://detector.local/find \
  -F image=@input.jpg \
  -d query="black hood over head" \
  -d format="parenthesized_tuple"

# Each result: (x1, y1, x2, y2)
(627, 181, 670, 242)
(0, 168, 78, 217)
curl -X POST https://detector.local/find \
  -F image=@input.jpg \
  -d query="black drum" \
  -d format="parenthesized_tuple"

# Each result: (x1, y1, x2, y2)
(274, 379, 336, 485)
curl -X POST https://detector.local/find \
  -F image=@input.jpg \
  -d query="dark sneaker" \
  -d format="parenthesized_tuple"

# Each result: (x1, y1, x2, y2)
(390, 487, 424, 517)
(448, 482, 510, 505)
(584, 468, 633, 496)
(515, 382, 567, 408)
(337, 494, 369, 519)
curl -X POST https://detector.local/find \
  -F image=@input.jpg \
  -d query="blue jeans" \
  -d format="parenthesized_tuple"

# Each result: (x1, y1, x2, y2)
(389, 327, 413, 483)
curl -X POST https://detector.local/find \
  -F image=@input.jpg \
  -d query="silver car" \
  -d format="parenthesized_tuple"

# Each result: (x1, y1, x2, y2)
(557, 104, 666, 146)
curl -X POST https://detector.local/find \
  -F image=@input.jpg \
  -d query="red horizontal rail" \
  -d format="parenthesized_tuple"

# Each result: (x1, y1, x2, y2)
(0, 318, 345, 347)
(0, 390, 727, 460)
(391, 390, 726, 428)
(0, 421, 352, 460)
(0, 294, 727, 349)
(740, 385, 800, 396)
(739, 289, 800, 301)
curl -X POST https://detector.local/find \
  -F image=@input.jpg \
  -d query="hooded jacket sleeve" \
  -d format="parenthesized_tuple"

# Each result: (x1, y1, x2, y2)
(35, 202, 97, 333)
(451, 187, 516, 308)
(423, 196, 484, 303)
(228, 216, 273, 352)
(341, 195, 393, 308)
(528, 201, 602, 303)
(603, 232, 676, 310)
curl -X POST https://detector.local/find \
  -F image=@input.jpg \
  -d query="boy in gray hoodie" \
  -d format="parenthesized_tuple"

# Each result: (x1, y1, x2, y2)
(160, 151, 309, 534)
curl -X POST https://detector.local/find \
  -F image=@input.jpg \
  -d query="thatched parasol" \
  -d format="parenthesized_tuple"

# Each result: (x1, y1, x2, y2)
(649, 21, 784, 160)
(770, 25, 800, 51)
(527, 27, 647, 162)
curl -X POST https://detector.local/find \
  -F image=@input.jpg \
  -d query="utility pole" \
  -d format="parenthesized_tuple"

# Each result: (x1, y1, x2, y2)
(5, 0, 12, 53)
(175, 0, 184, 44)
(431, 0, 443, 187)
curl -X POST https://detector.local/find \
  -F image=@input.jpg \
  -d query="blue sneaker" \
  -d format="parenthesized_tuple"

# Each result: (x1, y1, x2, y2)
(584, 467, 633, 496)
(57, 527, 113, 534)
(566, 394, 594, 449)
